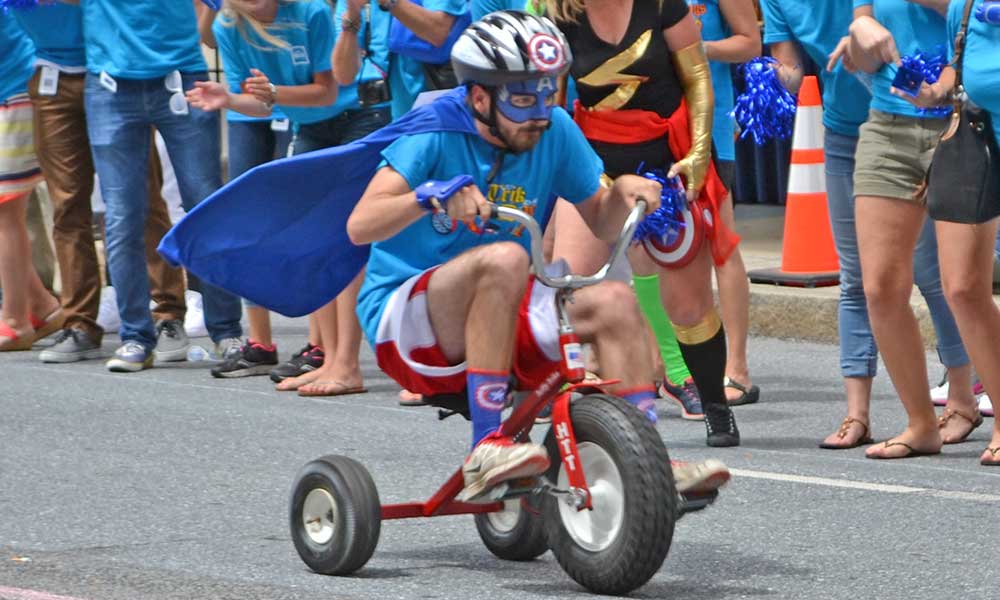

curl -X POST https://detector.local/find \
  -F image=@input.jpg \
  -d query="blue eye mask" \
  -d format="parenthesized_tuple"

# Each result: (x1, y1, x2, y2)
(495, 77, 558, 123)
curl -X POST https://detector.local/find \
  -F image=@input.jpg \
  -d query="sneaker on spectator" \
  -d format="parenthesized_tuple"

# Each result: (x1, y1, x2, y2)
(107, 341, 153, 372)
(39, 328, 103, 363)
(154, 319, 189, 362)
(97, 286, 120, 333)
(213, 337, 243, 361)
(211, 340, 279, 378)
(183, 290, 208, 338)
(930, 371, 949, 407)
(671, 459, 730, 495)
(980, 394, 995, 418)
(457, 433, 550, 503)
(660, 377, 704, 420)
(269, 343, 324, 383)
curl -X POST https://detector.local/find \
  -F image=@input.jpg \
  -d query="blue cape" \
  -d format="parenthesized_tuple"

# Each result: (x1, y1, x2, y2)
(158, 88, 478, 317)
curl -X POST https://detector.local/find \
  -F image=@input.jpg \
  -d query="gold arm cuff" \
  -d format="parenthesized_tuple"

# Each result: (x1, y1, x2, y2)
(600, 173, 615, 189)
(672, 309, 722, 345)
(671, 42, 715, 191)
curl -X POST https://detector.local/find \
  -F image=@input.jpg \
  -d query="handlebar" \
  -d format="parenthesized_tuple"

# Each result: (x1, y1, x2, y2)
(491, 199, 647, 290)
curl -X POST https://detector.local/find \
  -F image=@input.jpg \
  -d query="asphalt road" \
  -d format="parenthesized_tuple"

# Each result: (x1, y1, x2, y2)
(2, 319, 998, 600)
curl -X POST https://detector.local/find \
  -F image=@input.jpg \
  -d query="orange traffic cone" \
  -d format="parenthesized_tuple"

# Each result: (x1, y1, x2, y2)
(748, 75, 839, 288)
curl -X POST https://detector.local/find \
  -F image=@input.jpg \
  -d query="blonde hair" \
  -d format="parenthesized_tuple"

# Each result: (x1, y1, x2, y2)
(219, 0, 305, 50)
(534, 0, 663, 24)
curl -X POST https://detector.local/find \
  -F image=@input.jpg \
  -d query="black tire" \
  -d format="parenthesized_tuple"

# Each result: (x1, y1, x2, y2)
(542, 394, 676, 595)
(290, 455, 381, 575)
(474, 494, 548, 561)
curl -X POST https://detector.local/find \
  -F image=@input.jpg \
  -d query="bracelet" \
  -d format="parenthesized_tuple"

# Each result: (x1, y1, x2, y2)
(341, 15, 360, 33)
(265, 82, 277, 108)
(377, 0, 398, 11)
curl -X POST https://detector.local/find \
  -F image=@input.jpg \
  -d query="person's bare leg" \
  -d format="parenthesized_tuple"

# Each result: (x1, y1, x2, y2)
(821, 376, 874, 447)
(550, 198, 610, 275)
(939, 363, 979, 443)
(714, 194, 752, 401)
(935, 219, 1000, 460)
(298, 271, 365, 395)
(0, 194, 34, 334)
(246, 306, 272, 347)
(856, 197, 941, 458)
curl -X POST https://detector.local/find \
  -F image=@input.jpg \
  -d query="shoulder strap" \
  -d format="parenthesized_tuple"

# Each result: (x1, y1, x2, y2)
(953, 0, 977, 86)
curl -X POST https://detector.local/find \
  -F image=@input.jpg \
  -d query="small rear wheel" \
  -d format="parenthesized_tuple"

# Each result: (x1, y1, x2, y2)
(290, 455, 381, 575)
(474, 495, 548, 561)
(543, 394, 676, 595)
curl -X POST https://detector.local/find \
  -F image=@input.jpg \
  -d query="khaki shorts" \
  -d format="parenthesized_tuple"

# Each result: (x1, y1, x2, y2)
(853, 109, 949, 203)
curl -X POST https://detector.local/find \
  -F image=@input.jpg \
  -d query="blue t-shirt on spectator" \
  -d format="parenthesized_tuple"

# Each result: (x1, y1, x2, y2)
(472, 0, 525, 20)
(0, 19, 35, 102)
(214, 0, 337, 126)
(762, 0, 871, 136)
(356, 106, 604, 346)
(332, 1, 393, 114)
(688, 0, 736, 161)
(82, 0, 206, 78)
(948, 0, 1000, 148)
(388, 0, 467, 118)
(10, 3, 86, 69)
(853, 0, 948, 118)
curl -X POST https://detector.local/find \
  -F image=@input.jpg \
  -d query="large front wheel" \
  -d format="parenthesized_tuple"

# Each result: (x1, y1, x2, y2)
(289, 455, 381, 575)
(543, 394, 676, 595)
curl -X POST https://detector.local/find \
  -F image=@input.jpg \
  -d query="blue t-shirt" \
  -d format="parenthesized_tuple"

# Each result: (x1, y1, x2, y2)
(0, 19, 35, 102)
(762, 0, 871, 136)
(948, 0, 1000, 148)
(10, 3, 86, 69)
(82, 0, 206, 78)
(357, 107, 604, 345)
(853, 0, 948, 118)
(388, 0, 467, 118)
(331, 2, 393, 114)
(214, 0, 337, 126)
(472, 0, 525, 20)
(688, 0, 736, 160)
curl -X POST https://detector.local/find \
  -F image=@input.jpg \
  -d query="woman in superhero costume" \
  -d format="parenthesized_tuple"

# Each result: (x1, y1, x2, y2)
(541, 0, 741, 447)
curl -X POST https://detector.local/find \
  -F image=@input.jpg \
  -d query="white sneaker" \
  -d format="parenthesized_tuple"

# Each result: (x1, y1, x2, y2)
(980, 394, 995, 418)
(672, 459, 731, 495)
(213, 337, 243, 361)
(457, 434, 549, 503)
(97, 286, 120, 333)
(183, 290, 208, 338)
(930, 376, 949, 407)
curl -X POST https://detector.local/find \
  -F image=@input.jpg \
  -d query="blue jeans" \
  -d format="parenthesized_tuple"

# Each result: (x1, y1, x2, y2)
(85, 72, 243, 349)
(824, 130, 968, 378)
(289, 106, 392, 156)
(228, 119, 292, 310)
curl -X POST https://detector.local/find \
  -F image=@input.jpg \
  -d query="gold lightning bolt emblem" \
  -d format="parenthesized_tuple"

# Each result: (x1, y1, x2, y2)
(577, 29, 652, 110)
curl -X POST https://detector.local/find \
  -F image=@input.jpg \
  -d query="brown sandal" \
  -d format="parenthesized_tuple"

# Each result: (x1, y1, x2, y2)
(937, 407, 984, 444)
(982, 447, 1000, 467)
(819, 416, 874, 449)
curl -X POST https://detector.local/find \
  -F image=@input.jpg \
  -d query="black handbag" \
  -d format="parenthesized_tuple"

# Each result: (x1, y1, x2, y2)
(925, 0, 1000, 224)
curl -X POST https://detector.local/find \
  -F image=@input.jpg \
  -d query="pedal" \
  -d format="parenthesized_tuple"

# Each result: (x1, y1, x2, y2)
(678, 490, 719, 516)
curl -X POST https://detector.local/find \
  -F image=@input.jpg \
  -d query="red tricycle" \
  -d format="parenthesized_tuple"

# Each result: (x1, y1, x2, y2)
(288, 201, 717, 595)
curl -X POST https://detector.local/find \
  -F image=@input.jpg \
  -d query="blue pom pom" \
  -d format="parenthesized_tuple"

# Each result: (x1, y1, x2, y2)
(1, 0, 41, 9)
(730, 57, 797, 146)
(976, 1, 1000, 24)
(631, 167, 688, 246)
(894, 48, 950, 118)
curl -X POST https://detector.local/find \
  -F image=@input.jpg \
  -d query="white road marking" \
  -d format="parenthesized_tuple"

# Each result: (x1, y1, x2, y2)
(731, 468, 1000, 503)
(0, 587, 90, 600)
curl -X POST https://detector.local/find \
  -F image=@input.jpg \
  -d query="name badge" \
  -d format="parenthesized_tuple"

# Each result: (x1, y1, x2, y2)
(38, 66, 59, 96)
(99, 70, 118, 93)
(290, 46, 310, 66)
(271, 118, 290, 132)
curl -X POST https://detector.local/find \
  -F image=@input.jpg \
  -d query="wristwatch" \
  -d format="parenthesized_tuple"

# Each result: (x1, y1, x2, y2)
(266, 82, 278, 108)
(377, 0, 398, 11)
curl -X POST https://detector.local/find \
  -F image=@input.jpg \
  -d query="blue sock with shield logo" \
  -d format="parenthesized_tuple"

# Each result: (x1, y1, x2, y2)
(620, 386, 659, 424)
(468, 369, 510, 448)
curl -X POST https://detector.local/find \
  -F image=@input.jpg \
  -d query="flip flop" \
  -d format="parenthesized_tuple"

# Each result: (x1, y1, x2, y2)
(30, 306, 65, 342)
(866, 440, 941, 460)
(937, 407, 984, 444)
(297, 380, 368, 397)
(0, 320, 35, 352)
(819, 416, 874, 449)
(981, 447, 1000, 467)
(398, 389, 427, 406)
(724, 377, 760, 406)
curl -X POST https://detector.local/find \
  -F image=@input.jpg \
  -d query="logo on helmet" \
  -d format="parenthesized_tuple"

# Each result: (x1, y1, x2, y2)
(527, 33, 565, 73)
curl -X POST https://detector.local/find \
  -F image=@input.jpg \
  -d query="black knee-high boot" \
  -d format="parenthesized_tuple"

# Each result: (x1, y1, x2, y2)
(675, 312, 740, 447)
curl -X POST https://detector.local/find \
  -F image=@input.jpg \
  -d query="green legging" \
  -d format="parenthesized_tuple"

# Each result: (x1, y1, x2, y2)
(633, 274, 691, 385)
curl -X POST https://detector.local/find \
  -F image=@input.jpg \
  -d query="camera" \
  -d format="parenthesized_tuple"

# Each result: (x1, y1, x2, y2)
(358, 78, 391, 108)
